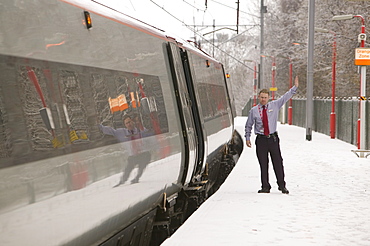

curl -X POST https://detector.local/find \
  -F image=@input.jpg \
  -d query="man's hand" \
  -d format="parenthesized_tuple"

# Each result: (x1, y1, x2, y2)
(295, 76, 299, 87)
(246, 140, 251, 148)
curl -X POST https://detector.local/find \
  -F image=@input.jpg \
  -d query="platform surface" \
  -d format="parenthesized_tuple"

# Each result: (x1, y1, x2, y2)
(161, 117, 370, 246)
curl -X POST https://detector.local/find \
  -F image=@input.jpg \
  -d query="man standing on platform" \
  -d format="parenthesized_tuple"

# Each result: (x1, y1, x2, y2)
(245, 77, 299, 194)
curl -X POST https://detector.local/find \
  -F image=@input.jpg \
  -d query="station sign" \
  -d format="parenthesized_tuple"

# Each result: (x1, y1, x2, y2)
(355, 48, 370, 65)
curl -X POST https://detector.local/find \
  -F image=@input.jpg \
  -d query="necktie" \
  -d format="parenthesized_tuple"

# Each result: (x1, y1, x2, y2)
(262, 105, 269, 136)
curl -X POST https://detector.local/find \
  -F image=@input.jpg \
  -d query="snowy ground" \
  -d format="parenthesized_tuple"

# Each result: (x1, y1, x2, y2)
(161, 116, 370, 246)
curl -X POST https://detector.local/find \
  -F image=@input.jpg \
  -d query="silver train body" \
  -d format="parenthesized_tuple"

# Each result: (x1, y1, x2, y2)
(0, 1, 243, 245)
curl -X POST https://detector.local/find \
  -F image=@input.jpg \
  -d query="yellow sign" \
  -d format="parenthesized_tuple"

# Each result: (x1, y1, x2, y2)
(355, 48, 370, 65)
(270, 87, 277, 91)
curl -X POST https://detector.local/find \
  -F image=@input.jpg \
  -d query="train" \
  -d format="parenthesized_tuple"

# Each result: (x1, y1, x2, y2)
(0, 0, 243, 245)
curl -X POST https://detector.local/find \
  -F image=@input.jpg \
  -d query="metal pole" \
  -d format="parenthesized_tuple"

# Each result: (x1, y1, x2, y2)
(212, 19, 215, 57)
(315, 28, 336, 137)
(288, 60, 293, 125)
(306, 0, 315, 141)
(253, 62, 257, 106)
(330, 33, 337, 139)
(236, 0, 240, 34)
(360, 66, 367, 149)
(259, 0, 265, 89)
(272, 56, 276, 100)
(357, 16, 366, 149)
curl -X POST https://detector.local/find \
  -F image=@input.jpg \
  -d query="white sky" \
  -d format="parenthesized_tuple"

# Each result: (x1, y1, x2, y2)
(161, 116, 370, 246)
(104, 0, 259, 41)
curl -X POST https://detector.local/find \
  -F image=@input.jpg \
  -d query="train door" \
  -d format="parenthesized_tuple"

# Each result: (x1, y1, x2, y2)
(167, 42, 197, 185)
(179, 50, 205, 178)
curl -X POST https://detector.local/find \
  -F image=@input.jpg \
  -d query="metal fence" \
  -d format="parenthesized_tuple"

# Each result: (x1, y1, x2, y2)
(242, 97, 370, 149)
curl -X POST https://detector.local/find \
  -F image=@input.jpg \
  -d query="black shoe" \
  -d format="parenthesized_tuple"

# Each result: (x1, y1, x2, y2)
(258, 188, 270, 193)
(278, 187, 289, 194)
(130, 179, 139, 184)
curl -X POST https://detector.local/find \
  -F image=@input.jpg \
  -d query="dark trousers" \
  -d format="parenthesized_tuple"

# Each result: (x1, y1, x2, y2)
(121, 151, 151, 184)
(255, 135, 286, 189)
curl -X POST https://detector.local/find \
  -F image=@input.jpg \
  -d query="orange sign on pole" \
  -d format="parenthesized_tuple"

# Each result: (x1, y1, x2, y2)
(355, 48, 370, 65)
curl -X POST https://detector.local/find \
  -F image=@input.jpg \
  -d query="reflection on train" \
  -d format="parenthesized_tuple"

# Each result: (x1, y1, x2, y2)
(0, 1, 243, 245)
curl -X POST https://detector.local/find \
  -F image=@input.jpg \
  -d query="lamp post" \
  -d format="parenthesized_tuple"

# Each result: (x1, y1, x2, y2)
(315, 27, 337, 139)
(277, 55, 293, 125)
(244, 60, 258, 106)
(306, 0, 315, 141)
(332, 14, 366, 150)
(261, 55, 276, 100)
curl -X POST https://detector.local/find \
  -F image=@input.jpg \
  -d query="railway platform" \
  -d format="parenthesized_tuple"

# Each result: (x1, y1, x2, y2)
(161, 116, 370, 246)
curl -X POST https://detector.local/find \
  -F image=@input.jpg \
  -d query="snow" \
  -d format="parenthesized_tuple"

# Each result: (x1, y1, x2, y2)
(161, 116, 370, 246)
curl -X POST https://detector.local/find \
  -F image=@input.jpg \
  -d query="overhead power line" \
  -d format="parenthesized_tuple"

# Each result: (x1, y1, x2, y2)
(148, 0, 257, 71)
(182, 0, 207, 12)
(209, 0, 260, 19)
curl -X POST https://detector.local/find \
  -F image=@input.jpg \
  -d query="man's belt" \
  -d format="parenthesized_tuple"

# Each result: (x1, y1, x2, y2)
(257, 132, 278, 138)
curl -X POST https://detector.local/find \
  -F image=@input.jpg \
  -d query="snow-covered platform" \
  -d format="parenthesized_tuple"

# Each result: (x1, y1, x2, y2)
(161, 117, 370, 246)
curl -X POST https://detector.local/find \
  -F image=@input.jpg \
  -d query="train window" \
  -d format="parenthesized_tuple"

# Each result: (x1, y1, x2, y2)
(0, 55, 168, 167)
(188, 54, 230, 121)
(95, 72, 168, 144)
(198, 84, 228, 120)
